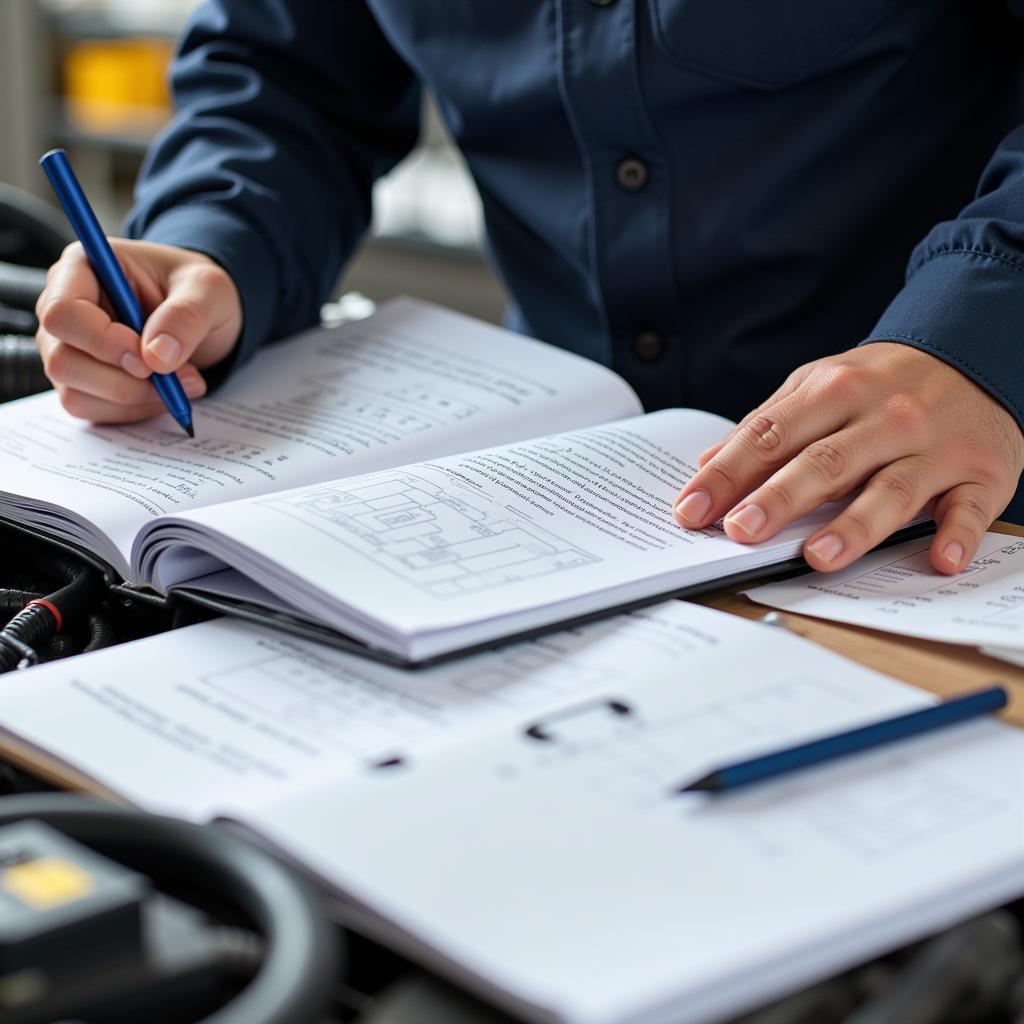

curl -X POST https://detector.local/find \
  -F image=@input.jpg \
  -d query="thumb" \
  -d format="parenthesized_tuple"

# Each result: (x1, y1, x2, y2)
(139, 266, 233, 374)
(929, 481, 997, 575)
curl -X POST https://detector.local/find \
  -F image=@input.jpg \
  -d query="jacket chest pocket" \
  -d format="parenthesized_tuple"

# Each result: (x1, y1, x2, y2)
(646, 0, 899, 91)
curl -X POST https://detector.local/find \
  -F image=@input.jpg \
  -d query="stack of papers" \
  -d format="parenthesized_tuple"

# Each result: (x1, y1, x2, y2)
(745, 532, 1024, 666)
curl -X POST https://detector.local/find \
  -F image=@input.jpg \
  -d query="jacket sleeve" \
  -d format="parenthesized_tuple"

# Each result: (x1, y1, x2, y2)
(125, 0, 421, 375)
(861, 121, 1024, 438)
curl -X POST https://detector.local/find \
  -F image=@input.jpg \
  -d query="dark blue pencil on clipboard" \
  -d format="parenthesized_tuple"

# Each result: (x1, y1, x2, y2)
(676, 685, 1009, 795)
(39, 148, 194, 438)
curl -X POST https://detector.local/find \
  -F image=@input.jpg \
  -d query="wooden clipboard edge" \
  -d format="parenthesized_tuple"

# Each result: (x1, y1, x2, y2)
(0, 729, 133, 806)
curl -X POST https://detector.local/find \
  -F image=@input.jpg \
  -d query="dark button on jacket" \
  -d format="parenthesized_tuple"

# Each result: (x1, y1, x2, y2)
(633, 331, 666, 362)
(616, 158, 649, 192)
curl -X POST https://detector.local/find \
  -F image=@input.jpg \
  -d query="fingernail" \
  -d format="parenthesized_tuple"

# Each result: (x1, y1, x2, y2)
(807, 532, 844, 564)
(674, 489, 711, 526)
(726, 503, 766, 539)
(942, 540, 965, 569)
(120, 351, 149, 378)
(147, 332, 182, 369)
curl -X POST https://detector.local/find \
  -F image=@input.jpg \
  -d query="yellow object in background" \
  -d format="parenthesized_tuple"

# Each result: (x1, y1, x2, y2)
(3, 856, 95, 911)
(63, 38, 174, 135)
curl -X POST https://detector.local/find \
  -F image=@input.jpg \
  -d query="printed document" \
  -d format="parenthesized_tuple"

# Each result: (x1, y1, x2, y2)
(745, 532, 1024, 650)
(1, 603, 1023, 1024)
(0, 298, 640, 576)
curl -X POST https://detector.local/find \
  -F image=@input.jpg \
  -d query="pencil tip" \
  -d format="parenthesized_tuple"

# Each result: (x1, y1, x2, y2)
(184, 423, 195, 438)
(675, 773, 717, 795)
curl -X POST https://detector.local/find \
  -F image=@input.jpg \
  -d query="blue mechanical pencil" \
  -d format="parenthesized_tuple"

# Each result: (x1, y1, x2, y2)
(39, 148, 194, 437)
(676, 684, 1008, 794)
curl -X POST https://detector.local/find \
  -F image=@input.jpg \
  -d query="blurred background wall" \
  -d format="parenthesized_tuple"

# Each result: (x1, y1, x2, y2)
(0, 0, 507, 323)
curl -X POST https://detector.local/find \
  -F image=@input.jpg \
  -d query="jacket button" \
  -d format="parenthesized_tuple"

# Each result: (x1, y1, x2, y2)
(616, 157, 648, 192)
(633, 331, 666, 362)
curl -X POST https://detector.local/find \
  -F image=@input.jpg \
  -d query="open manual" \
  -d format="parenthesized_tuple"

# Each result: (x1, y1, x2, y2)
(2, 601, 1024, 1024)
(0, 297, 926, 662)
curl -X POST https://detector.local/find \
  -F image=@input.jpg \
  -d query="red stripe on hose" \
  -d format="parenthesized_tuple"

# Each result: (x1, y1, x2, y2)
(26, 599, 62, 633)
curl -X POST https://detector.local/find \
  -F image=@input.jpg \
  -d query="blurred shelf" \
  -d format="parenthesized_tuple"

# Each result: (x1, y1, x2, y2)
(46, 11, 179, 39)
(371, 233, 483, 260)
(28, 0, 504, 321)
(42, 2, 192, 40)
(342, 235, 505, 327)
(51, 116, 161, 154)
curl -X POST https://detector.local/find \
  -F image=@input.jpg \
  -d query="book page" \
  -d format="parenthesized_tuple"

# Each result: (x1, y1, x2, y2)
(244, 622, 1024, 1024)
(141, 409, 848, 657)
(0, 602, 734, 822)
(0, 299, 640, 577)
(746, 532, 1024, 649)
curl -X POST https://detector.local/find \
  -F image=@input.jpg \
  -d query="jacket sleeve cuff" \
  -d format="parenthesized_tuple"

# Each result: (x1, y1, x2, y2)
(129, 203, 278, 387)
(860, 248, 1024, 435)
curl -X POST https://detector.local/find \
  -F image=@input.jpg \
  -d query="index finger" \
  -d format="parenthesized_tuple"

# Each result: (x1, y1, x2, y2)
(37, 242, 100, 317)
(36, 244, 142, 371)
(698, 359, 829, 463)
(672, 368, 862, 530)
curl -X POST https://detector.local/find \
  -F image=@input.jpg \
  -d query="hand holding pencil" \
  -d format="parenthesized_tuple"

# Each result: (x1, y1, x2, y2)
(35, 150, 241, 431)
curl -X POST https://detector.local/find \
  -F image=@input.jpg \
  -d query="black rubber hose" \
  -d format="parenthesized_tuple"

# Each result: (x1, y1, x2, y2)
(0, 305, 37, 333)
(0, 795, 340, 1024)
(0, 606, 54, 670)
(0, 334, 50, 401)
(0, 560, 104, 671)
(0, 261, 47, 310)
(46, 558, 104, 622)
(0, 589, 41, 619)
(81, 610, 118, 653)
(0, 183, 74, 265)
(44, 634, 77, 661)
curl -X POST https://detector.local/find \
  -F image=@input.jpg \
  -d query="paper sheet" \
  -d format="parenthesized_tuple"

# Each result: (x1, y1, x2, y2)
(745, 532, 1024, 650)
(244, 604, 1024, 1024)
(0, 299, 640, 576)
(0, 602, 731, 821)
(982, 646, 1024, 668)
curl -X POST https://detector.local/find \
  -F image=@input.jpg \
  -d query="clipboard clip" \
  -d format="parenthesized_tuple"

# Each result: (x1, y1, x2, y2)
(524, 698, 632, 743)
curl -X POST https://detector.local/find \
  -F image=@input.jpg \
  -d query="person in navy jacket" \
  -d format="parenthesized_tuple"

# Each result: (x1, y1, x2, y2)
(35, 2, 1024, 573)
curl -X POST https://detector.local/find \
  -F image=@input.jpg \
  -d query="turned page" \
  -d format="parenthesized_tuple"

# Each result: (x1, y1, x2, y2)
(135, 408, 846, 656)
(0, 298, 640, 578)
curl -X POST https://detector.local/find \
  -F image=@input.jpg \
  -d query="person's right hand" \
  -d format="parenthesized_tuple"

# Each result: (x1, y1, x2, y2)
(35, 238, 243, 424)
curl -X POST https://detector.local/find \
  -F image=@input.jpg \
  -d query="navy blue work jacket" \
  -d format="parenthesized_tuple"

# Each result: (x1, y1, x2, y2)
(128, 2, 1024, 512)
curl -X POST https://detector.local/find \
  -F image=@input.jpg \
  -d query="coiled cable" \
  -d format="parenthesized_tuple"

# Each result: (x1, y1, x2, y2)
(0, 794, 340, 1024)
(0, 558, 108, 672)
(0, 334, 50, 401)
(0, 261, 48, 311)
(0, 258, 52, 402)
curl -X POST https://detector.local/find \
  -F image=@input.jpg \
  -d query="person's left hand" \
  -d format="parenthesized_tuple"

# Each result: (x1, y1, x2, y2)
(672, 343, 1024, 574)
